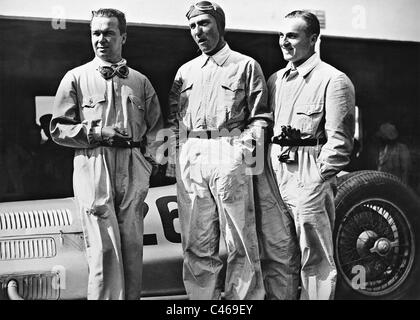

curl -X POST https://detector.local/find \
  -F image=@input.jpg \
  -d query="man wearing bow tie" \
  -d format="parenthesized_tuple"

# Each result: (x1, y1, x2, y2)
(51, 8, 164, 300)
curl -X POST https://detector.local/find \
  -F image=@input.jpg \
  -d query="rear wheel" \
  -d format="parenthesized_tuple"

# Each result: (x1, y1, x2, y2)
(334, 170, 420, 299)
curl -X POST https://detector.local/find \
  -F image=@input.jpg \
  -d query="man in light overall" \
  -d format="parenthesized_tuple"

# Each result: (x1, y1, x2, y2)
(51, 8, 163, 299)
(166, 1, 271, 299)
(267, 10, 355, 299)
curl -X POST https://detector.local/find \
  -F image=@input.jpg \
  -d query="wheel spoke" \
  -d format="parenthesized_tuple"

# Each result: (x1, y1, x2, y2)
(340, 256, 371, 267)
(336, 197, 415, 296)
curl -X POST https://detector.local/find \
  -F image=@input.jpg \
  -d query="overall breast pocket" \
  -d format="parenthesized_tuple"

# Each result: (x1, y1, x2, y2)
(220, 80, 245, 122)
(128, 94, 146, 125)
(295, 103, 324, 135)
(81, 94, 106, 120)
(179, 83, 193, 118)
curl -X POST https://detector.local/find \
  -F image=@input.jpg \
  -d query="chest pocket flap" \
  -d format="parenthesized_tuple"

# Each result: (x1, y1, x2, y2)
(221, 80, 244, 92)
(180, 82, 193, 93)
(295, 103, 323, 116)
(129, 94, 145, 111)
(82, 94, 106, 108)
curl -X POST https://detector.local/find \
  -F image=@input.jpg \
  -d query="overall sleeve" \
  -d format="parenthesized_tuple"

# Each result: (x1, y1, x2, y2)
(167, 69, 183, 135)
(50, 71, 102, 148)
(317, 73, 356, 180)
(267, 73, 278, 113)
(165, 69, 183, 177)
(143, 77, 164, 164)
(240, 60, 273, 155)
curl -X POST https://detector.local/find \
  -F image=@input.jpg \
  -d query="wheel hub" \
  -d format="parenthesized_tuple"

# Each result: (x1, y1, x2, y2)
(356, 231, 394, 257)
(373, 238, 391, 255)
(370, 237, 398, 256)
(356, 230, 378, 257)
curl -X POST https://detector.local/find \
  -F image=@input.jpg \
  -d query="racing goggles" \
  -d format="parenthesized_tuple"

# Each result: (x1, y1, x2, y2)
(186, 1, 220, 18)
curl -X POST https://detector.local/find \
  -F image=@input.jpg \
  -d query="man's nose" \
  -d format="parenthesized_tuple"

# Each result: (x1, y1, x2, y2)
(98, 34, 106, 43)
(279, 37, 289, 47)
(194, 26, 203, 37)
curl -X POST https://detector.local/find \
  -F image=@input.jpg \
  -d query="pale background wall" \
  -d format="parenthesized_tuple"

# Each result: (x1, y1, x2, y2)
(1, 0, 420, 42)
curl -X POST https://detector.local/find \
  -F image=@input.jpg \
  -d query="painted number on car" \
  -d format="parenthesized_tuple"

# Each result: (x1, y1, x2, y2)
(143, 195, 181, 245)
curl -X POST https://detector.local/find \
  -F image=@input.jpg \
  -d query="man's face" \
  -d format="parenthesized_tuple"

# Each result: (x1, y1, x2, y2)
(278, 17, 317, 67)
(91, 16, 126, 63)
(189, 14, 221, 55)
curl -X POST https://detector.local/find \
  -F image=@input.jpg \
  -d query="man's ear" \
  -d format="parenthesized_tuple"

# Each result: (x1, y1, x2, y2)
(122, 33, 127, 45)
(310, 33, 318, 46)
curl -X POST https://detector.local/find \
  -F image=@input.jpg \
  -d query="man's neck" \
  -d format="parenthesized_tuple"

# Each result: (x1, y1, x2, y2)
(206, 39, 226, 56)
(291, 50, 315, 69)
(96, 56, 124, 65)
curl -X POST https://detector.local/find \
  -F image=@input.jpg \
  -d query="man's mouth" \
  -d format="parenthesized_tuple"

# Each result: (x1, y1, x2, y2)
(198, 38, 207, 44)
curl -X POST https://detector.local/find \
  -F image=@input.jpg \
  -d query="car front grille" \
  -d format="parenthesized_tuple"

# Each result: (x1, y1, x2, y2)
(0, 209, 72, 230)
(0, 237, 56, 260)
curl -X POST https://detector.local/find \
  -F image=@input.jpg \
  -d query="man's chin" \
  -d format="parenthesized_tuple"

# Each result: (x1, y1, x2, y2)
(198, 43, 215, 54)
(199, 45, 209, 53)
(282, 53, 293, 62)
(96, 52, 111, 60)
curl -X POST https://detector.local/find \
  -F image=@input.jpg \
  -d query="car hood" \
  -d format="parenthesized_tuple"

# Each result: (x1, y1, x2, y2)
(0, 197, 81, 237)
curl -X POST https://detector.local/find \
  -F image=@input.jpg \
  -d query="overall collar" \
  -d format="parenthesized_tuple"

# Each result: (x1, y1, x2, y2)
(94, 56, 127, 68)
(284, 52, 320, 79)
(200, 43, 230, 68)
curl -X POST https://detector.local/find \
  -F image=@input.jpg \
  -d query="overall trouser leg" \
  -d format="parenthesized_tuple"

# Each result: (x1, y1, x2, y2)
(177, 140, 224, 300)
(270, 145, 337, 300)
(215, 172, 265, 300)
(177, 138, 264, 299)
(210, 138, 265, 300)
(114, 149, 151, 300)
(73, 148, 124, 300)
(254, 152, 301, 300)
(294, 181, 337, 300)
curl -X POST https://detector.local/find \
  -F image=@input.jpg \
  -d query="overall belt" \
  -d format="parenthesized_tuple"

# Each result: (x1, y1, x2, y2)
(271, 137, 327, 146)
(187, 129, 242, 139)
(100, 140, 145, 151)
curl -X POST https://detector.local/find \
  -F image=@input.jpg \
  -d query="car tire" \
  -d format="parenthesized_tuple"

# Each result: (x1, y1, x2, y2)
(336, 170, 364, 186)
(334, 170, 420, 299)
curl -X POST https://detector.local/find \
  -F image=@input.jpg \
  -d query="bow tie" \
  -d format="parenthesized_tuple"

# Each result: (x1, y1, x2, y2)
(98, 64, 129, 80)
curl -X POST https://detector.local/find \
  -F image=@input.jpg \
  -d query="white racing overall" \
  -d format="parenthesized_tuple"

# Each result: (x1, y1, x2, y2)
(51, 58, 163, 299)
(267, 53, 355, 300)
(168, 44, 271, 299)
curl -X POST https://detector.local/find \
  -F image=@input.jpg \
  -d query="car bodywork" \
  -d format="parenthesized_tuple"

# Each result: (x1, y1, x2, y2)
(0, 183, 189, 299)
(2, 169, 420, 300)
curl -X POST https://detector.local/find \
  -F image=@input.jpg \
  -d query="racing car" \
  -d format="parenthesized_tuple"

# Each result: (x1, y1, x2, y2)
(1, 168, 420, 300)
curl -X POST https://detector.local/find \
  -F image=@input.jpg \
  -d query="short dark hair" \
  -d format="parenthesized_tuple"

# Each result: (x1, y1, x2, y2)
(285, 10, 320, 37)
(91, 8, 127, 34)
